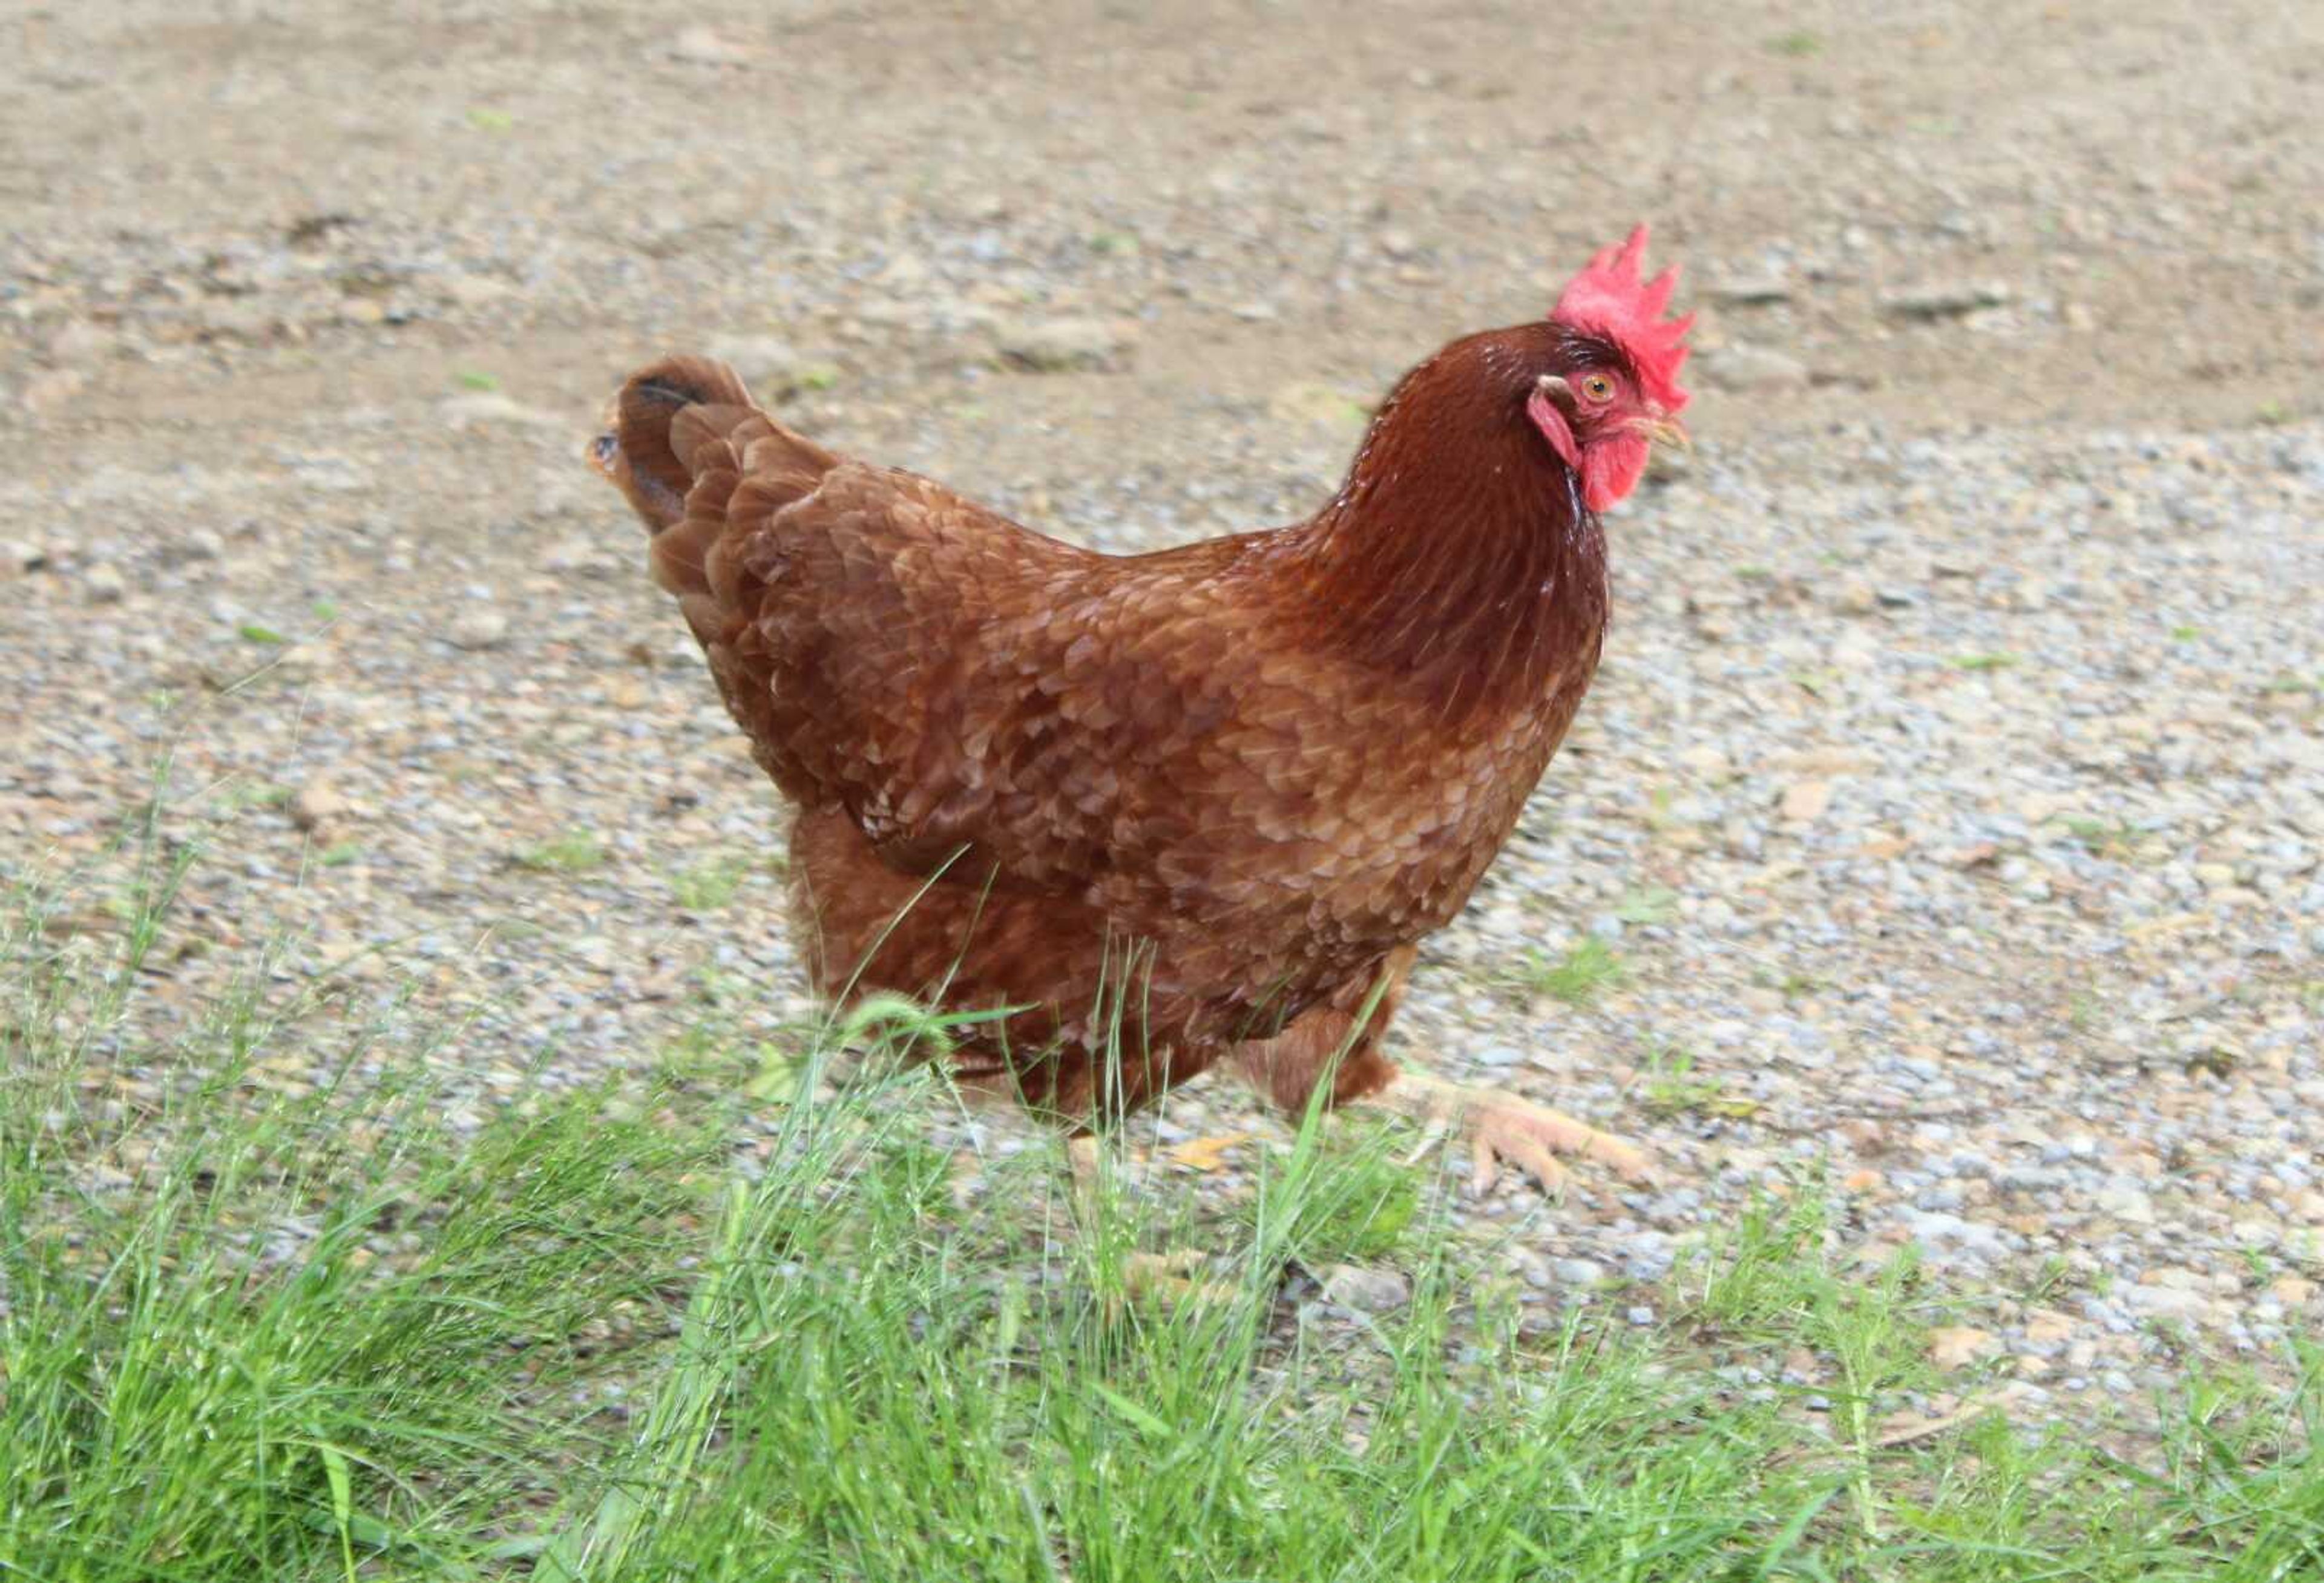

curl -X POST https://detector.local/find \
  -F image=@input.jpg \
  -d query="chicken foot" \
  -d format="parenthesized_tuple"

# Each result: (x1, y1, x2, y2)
(1371, 1070, 1655, 1195)
(1066, 1134, 1236, 1307)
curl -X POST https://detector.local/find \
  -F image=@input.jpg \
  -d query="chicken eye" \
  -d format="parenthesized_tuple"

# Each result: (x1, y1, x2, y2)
(1579, 373, 1616, 404)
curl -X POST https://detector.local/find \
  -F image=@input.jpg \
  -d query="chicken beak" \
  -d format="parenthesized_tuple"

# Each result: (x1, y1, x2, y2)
(1633, 410, 1692, 453)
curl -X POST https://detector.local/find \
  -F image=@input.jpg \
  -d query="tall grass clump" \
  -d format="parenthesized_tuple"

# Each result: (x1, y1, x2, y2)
(2, 836, 2319, 1581)
(0, 847, 718, 1578)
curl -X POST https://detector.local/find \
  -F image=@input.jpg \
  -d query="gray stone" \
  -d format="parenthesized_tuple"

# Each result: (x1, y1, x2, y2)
(448, 608, 510, 651)
(2123, 1283, 2208, 1322)
(1705, 345, 1810, 392)
(1707, 273, 1792, 306)
(706, 334, 810, 393)
(1879, 281, 2013, 320)
(1320, 1263, 1411, 1313)
(996, 317, 1139, 373)
(668, 25, 753, 65)
(439, 393, 561, 429)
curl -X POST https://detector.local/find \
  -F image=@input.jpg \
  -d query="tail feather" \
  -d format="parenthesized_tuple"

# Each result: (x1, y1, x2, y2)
(588, 355, 835, 608)
(594, 358, 751, 528)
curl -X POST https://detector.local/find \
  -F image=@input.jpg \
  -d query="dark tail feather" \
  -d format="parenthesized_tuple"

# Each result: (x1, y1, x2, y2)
(589, 355, 837, 620)
(589, 356, 756, 533)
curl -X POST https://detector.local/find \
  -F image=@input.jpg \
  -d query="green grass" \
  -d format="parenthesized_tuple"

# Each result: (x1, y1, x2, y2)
(1229, 1113, 1422, 1266)
(1753, 966, 1828, 1001)
(510, 830, 606, 874)
(4, 853, 2321, 1580)
(223, 781, 295, 814)
(2050, 814, 2145, 859)
(2067, 989, 2104, 1032)
(668, 852, 761, 911)
(1636, 1044, 1757, 1120)
(1616, 886, 1681, 926)
(1517, 935, 1627, 1006)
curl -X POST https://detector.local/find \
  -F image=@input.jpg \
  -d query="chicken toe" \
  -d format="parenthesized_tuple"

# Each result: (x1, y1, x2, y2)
(1066, 1136, 1235, 1309)
(1376, 1070, 1654, 1195)
(1123, 1250, 1236, 1308)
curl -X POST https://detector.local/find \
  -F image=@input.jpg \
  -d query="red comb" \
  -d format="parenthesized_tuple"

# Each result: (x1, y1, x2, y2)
(1552, 225, 1693, 415)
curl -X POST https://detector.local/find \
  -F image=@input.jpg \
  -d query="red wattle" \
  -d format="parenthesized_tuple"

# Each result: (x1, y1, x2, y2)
(1579, 433, 1650, 513)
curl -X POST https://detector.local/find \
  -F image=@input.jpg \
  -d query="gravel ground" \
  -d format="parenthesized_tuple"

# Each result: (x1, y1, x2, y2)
(4, 2, 2320, 1432)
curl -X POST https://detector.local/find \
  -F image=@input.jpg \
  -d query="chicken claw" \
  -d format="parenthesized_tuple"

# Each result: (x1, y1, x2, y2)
(1067, 1136, 1235, 1309)
(1380, 1071, 1655, 1195)
(1123, 1249, 1236, 1308)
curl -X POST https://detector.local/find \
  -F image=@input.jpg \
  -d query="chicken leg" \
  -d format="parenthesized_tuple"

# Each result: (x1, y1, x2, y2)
(1230, 947, 1654, 1196)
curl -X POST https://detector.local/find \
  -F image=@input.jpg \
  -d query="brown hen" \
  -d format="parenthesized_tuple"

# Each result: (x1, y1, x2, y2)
(591, 228, 1692, 1193)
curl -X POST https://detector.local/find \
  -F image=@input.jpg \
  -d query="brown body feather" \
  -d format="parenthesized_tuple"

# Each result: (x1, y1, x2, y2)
(594, 326, 1613, 1123)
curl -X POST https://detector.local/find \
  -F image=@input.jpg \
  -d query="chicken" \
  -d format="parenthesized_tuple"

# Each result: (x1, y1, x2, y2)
(591, 227, 1692, 1193)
